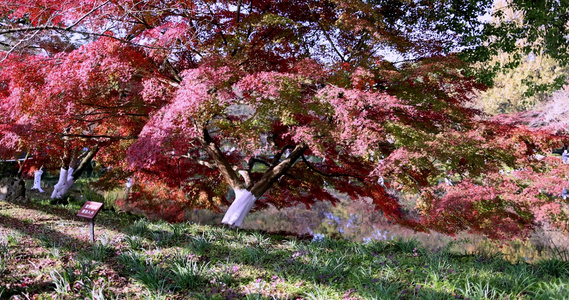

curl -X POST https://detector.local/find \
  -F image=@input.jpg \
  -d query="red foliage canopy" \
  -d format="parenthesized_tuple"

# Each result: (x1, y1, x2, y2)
(1, 0, 567, 238)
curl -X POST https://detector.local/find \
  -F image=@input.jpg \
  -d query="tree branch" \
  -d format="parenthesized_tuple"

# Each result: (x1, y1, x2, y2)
(271, 145, 295, 167)
(317, 22, 346, 63)
(196, 159, 216, 169)
(111, 1, 151, 29)
(249, 143, 308, 197)
(205, 3, 229, 47)
(301, 155, 363, 179)
(236, 0, 243, 26)
(65, 1, 111, 31)
(71, 145, 99, 180)
(16, 152, 30, 177)
(0, 29, 40, 61)
(163, 59, 183, 83)
(0, 26, 179, 51)
(200, 127, 245, 190)
(249, 158, 271, 169)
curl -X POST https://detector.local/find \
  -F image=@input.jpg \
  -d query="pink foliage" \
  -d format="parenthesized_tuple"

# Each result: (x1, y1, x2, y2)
(2, 0, 569, 239)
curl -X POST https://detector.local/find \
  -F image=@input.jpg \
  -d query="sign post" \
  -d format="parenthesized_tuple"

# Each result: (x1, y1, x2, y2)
(77, 201, 103, 243)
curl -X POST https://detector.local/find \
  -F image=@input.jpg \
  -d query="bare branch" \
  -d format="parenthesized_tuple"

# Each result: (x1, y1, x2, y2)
(0, 29, 40, 62)
(205, 2, 229, 47)
(0, 26, 179, 51)
(65, 1, 111, 31)
(317, 22, 346, 63)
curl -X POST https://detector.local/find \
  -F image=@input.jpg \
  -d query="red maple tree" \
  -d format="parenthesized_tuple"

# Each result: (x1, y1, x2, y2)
(1, 0, 567, 238)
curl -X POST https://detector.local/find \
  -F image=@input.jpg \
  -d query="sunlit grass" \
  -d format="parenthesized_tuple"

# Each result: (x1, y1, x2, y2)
(1, 193, 569, 299)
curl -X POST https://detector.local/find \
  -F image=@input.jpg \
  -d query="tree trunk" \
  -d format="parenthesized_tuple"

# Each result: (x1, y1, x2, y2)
(221, 189, 257, 226)
(0, 177, 26, 203)
(31, 169, 45, 192)
(220, 143, 308, 227)
(51, 167, 74, 199)
(50, 145, 99, 199)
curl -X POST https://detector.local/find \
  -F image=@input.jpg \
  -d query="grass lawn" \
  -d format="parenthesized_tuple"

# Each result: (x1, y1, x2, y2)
(1, 193, 569, 299)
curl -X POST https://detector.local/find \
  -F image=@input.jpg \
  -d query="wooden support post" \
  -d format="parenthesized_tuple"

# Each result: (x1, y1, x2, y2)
(77, 201, 103, 243)
(90, 218, 95, 243)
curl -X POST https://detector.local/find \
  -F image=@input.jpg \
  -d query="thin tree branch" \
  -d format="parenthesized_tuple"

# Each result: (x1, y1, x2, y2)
(205, 3, 229, 47)
(0, 29, 40, 62)
(346, 32, 370, 62)
(65, 0, 111, 30)
(60, 133, 138, 140)
(0, 26, 179, 51)
(111, 1, 151, 29)
(271, 145, 295, 167)
(301, 155, 364, 179)
(317, 22, 346, 63)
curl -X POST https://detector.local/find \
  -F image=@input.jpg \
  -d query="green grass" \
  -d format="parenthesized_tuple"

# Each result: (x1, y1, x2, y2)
(1, 197, 569, 299)
(171, 259, 210, 289)
(0, 237, 8, 275)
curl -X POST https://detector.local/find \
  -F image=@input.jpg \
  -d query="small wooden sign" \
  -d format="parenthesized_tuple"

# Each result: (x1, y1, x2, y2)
(77, 201, 103, 219)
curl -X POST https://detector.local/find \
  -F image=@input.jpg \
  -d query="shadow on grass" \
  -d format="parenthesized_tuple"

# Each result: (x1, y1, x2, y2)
(4, 198, 141, 236)
(4, 200, 563, 299)
(138, 234, 461, 299)
(0, 212, 124, 297)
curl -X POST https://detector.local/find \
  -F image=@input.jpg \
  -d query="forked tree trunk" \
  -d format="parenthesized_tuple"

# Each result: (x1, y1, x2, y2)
(217, 145, 307, 225)
(200, 127, 308, 227)
(50, 167, 75, 199)
(50, 146, 99, 199)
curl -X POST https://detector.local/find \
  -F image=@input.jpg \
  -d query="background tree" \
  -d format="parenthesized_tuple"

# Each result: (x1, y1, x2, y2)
(473, 0, 569, 115)
(0, 37, 157, 198)
(527, 83, 569, 134)
(467, 0, 569, 91)
(476, 52, 568, 115)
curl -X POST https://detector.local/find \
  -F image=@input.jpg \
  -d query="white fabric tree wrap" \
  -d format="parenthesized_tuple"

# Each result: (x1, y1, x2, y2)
(221, 189, 257, 227)
(50, 168, 75, 199)
(31, 169, 45, 193)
